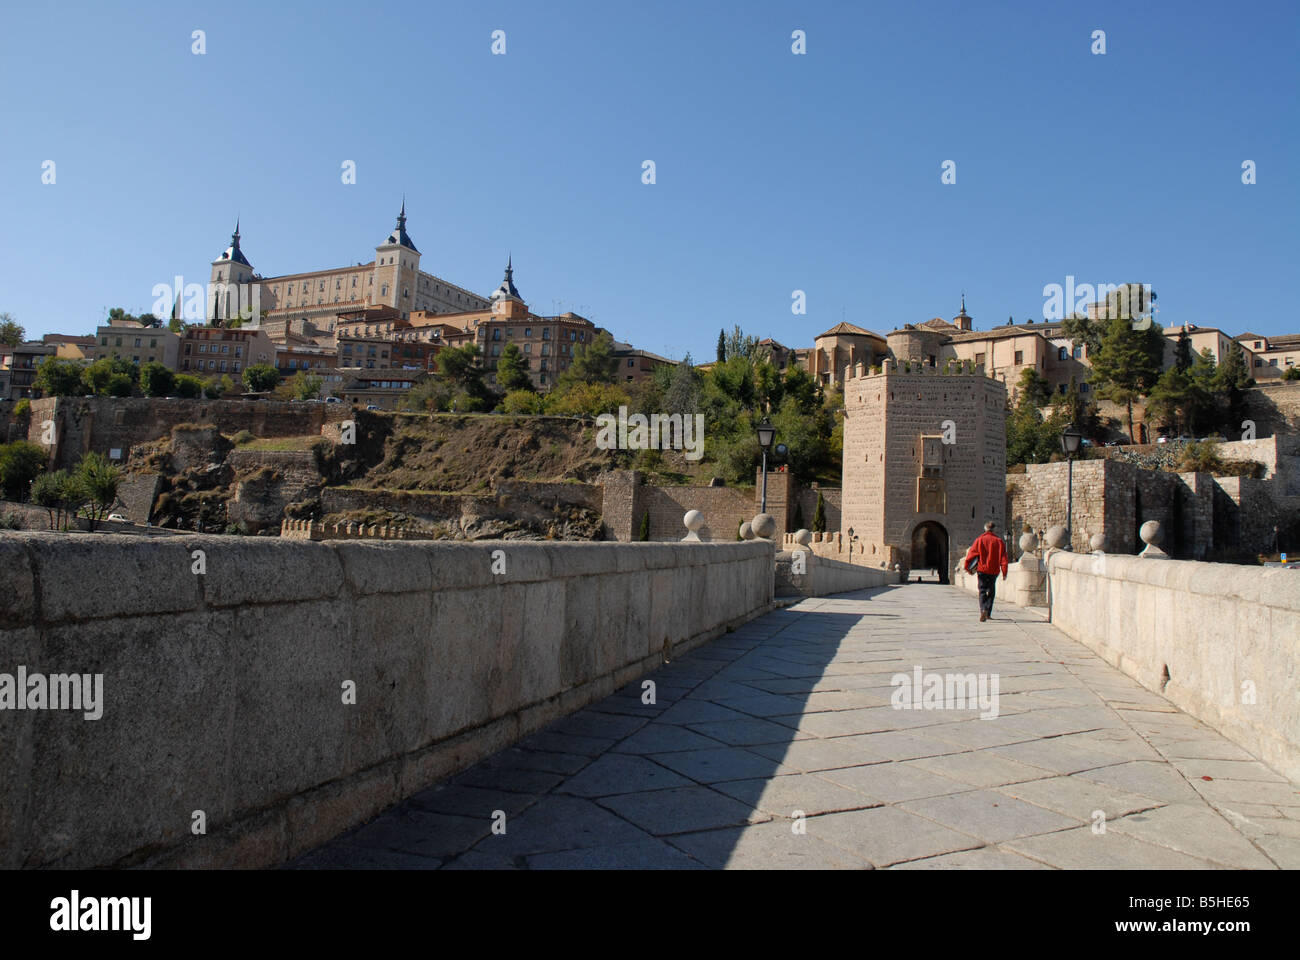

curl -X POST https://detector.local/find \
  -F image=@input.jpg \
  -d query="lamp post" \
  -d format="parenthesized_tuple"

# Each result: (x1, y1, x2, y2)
(756, 417, 776, 513)
(1060, 421, 1084, 550)
(847, 527, 855, 561)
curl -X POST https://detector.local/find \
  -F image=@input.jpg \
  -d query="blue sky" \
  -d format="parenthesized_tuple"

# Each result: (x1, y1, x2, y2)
(2, 0, 1296, 356)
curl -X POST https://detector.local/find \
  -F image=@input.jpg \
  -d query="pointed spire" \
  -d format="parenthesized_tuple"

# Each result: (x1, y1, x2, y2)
(384, 200, 418, 253)
(220, 216, 251, 267)
(960, 291, 966, 314)
(490, 255, 521, 302)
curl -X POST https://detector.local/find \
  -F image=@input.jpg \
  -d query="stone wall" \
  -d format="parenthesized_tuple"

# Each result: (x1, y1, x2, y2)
(0, 533, 775, 868)
(27, 397, 355, 471)
(1046, 551, 1300, 783)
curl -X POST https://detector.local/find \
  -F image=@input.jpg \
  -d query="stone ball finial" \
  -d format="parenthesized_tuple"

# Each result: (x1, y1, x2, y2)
(751, 513, 777, 539)
(739, 521, 755, 540)
(683, 510, 703, 532)
(1045, 525, 1069, 550)
(793, 528, 812, 546)
(1018, 531, 1038, 554)
(1089, 532, 1107, 552)
(1140, 520, 1163, 546)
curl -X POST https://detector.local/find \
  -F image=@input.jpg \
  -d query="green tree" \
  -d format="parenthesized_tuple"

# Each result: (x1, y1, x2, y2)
(560, 331, 618, 386)
(812, 490, 826, 533)
(1145, 367, 1199, 437)
(242, 364, 280, 393)
(1061, 313, 1103, 358)
(1283, 366, 1300, 382)
(1173, 328, 1194, 372)
(1088, 314, 1163, 443)
(0, 313, 25, 346)
(435, 344, 491, 410)
(76, 452, 121, 528)
(716, 329, 726, 364)
(33, 357, 86, 397)
(168, 315, 185, 333)
(663, 354, 701, 416)
(106, 373, 134, 397)
(1016, 367, 1051, 407)
(203, 378, 225, 399)
(174, 374, 205, 398)
(637, 510, 650, 541)
(496, 342, 533, 392)
(139, 362, 174, 397)
(501, 389, 545, 414)
(81, 357, 117, 395)
(0, 441, 49, 500)
(291, 370, 324, 400)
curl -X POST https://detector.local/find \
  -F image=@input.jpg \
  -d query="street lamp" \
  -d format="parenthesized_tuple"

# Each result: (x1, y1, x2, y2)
(1060, 422, 1084, 550)
(756, 417, 776, 513)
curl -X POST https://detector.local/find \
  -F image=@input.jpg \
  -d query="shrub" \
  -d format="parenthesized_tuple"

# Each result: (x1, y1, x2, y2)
(1283, 366, 1300, 382)
(231, 430, 255, 445)
(637, 510, 650, 541)
(203, 378, 225, 399)
(13, 398, 31, 419)
(501, 390, 545, 415)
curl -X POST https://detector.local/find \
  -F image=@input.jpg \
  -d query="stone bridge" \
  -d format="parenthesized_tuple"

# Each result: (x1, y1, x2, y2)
(1, 531, 1296, 870)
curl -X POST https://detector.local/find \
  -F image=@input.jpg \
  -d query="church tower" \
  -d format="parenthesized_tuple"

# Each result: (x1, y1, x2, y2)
(372, 200, 422, 317)
(209, 220, 257, 325)
(488, 256, 528, 320)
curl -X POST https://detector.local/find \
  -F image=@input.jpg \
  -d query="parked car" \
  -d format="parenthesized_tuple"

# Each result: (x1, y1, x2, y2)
(324, 396, 341, 404)
(106, 513, 129, 522)
(365, 404, 381, 411)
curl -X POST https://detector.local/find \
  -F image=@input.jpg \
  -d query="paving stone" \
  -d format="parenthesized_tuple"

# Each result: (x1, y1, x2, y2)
(1106, 804, 1278, 869)
(907, 752, 1052, 788)
(610, 724, 728, 755)
(1005, 827, 1222, 869)
(811, 806, 984, 867)
(597, 785, 770, 835)
(1167, 758, 1290, 783)
(288, 841, 443, 870)
(646, 747, 793, 783)
(517, 730, 616, 758)
(819, 761, 968, 803)
(497, 747, 591, 776)
(556, 754, 694, 798)
(550, 710, 649, 741)
(342, 808, 493, 860)
(527, 838, 706, 869)
(996, 775, 1163, 821)
(687, 717, 815, 746)
(714, 693, 813, 717)
(899, 789, 1082, 843)
(1254, 835, 1300, 869)
(747, 735, 893, 772)
(1157, 738, 1261, 762)
(454, 762, 566, 795)
(1190, 777, 1300, 808)
(1075, 761, 1203, 803)
(466, 795, 652, 857)
(655, 700, 755, 726)
(407, 784, 537, 819)
(887, 847, 1052, 870)
(667, 820, 873, 869)
(987, 738, 1131, 776)
(712, 773, 882, 817)
(853, 730, 963, 761)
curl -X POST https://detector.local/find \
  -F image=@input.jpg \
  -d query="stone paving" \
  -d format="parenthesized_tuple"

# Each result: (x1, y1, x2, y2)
(292, 583, 1300, 870)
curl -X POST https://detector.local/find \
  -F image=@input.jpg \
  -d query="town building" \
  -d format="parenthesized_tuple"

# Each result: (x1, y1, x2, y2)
(611, 343, 675, 385)
(94, 321, 179, 369)
(3, 342, 55, 400)
(178, 326, 275, 377)
(1235, 332, 1299, 378)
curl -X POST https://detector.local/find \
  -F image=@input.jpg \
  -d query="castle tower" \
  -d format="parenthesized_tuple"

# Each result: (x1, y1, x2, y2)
(209, 220, 256, 325)
(372, 200, 422, 317)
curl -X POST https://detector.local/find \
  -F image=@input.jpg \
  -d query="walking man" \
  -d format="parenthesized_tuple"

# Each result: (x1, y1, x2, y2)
(964, 520, 1008, 622)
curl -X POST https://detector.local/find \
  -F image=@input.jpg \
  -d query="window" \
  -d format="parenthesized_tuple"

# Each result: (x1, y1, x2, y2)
(492, 344, 501, 356)
(100, 337, 108, 346)
(524, 343, 531, 354)
(569, 331, 576, 340)
(235, 346, 242, 357)
(541, 344, 550, 356)
(1255, 357, 1262, 367)
(1254, 340, 1262, 349)
(1057, 384, 1067, 394)
(184, 344, 191, 355)
(1057, 347, 1068, 361)
(1270, 358, 1278, 366)
(542, 329, 551, 340)
(525, 328, 532, 337)
(222, 344, 229, 354)
(975, 353, 985, 366)
(540, 373, 547, 385)
(199, 343, 207, 353)
(1014, 350, 1023, 364)
(1080, 382, 1089, 392)
(150, 339, 157, 348)
(492, 329, 501, 340)
(319, 283, 325, 292)
(627, 359, 635, 367)
(1073, 345, 1084, 359)
(506, 328, 513, 337)
(115, 337, 122, 347)
(541, 359, 548, 371)
(233, 362, 240, 372)
(220, 361, 227, 372)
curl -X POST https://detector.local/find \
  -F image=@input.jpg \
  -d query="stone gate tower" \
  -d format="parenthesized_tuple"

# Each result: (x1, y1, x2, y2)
(840, 361, 1006, 580)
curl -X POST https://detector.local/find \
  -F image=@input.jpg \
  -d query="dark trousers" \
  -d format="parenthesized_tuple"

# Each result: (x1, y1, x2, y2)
(977, 572, 997, 616)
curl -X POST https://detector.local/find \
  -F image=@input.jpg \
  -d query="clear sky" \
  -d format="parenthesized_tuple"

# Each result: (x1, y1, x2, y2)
(2, 0, 1296, 356)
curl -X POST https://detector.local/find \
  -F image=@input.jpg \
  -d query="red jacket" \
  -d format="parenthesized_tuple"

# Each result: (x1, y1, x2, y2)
(965, 531, 1008, 576)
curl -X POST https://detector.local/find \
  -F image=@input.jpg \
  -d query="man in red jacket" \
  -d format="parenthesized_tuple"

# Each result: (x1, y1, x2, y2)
(964, 521, 1008, 621)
